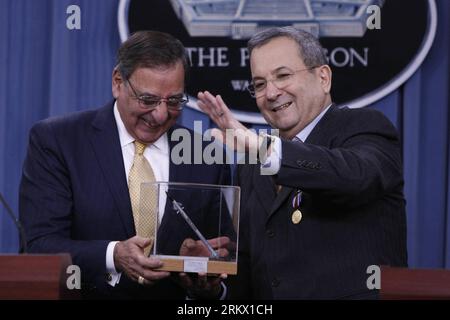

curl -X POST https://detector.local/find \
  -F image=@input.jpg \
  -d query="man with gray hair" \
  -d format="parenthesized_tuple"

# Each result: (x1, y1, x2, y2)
(197, 27, 407, 299)
(20, 30, 232, 299)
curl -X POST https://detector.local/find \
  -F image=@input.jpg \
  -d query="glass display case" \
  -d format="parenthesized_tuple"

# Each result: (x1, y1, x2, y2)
(139, 182, 240, 275)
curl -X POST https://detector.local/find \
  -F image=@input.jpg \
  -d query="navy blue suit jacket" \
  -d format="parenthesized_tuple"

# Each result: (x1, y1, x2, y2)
(19, 101, 231, 299)
(228, 105, 407, 299)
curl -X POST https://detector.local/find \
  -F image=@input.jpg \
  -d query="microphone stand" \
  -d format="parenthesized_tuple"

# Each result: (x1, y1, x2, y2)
(0, 192, 27, 253)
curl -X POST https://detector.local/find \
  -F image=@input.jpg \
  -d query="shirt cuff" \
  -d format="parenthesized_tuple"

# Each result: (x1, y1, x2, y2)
(106, 241, 122, 286)
(260, 136, 281, 175)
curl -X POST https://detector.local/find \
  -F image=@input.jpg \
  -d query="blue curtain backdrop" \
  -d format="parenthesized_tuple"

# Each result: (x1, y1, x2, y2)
(0, 0, 449, 268)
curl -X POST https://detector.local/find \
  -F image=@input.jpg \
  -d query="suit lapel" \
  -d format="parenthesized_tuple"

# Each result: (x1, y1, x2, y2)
(304, 104, 338, 145)
(89, 102, 135, 238)
(267, 104, 338, 219)
(269, 186, 294, 218)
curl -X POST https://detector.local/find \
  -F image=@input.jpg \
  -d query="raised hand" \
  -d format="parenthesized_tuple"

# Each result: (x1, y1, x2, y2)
(197, 91, 261, 152)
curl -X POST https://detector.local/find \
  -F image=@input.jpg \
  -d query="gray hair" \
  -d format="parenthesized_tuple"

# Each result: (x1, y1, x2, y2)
(247, 27, 328, 68)
(116, 30, 190, 83)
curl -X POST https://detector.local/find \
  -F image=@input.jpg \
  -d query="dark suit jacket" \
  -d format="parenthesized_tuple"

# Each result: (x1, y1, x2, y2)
(228, 105, 407, 299)
(19, 101, 231, 299)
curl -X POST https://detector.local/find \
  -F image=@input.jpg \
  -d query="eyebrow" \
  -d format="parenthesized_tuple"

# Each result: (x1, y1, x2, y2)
(252, 66, 293, 80)
(133, 86, 184, 99)
(140, 93, 185, 100)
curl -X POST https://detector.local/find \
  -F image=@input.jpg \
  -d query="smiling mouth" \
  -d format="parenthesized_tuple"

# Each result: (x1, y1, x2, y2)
(272, 102, 292, 112)
(140, 117, 159, 129)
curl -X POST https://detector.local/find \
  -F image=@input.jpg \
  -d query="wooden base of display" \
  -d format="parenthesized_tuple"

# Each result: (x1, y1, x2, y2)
(154, 255, 237, 275)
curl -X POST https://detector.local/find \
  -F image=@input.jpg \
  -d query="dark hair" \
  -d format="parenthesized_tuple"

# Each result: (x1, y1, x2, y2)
(247, 27, 328, 68)
(116, 30, 190, 83)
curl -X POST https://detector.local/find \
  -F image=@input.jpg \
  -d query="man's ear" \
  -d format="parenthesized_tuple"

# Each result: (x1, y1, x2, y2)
(112, 68, 123, 99)
(318, 65, 332, 94)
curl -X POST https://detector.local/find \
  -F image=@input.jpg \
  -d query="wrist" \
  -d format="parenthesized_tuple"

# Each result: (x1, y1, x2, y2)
(113, 241, 122, 272)
(258, 133, 275, 162)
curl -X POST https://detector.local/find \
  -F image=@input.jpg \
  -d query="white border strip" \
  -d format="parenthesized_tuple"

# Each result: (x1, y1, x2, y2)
(344, 0, 437, 109)
(117, 0, 438, 123)
(118, 0, 130, 43)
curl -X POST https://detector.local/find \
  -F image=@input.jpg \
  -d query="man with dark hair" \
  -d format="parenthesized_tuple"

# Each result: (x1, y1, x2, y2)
(19, 31, 230, 299)
(198, 27, 407, 299)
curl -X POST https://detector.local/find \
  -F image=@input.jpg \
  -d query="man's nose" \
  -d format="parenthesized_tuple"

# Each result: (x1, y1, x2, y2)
(150, 101, 169, 124)
(265, 81, 282, 100)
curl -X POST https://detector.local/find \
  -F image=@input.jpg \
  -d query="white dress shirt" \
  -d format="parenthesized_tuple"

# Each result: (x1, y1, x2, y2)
(106, 102, 170, 286)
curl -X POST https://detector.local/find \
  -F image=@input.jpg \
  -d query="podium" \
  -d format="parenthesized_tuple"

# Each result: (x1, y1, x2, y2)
(381, 266, 450, 300)
(0, 254, 78, 299)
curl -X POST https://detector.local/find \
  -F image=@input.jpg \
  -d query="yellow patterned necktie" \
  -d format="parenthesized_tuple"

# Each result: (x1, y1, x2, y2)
(128, 141, 157, 256)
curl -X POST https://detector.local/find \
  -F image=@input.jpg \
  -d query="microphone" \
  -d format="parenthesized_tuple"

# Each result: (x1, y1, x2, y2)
(0, 191, 27, 253)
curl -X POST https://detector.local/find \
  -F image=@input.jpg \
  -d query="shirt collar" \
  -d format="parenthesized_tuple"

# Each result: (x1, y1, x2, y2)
(296, 104, 332, 142)
(113, 101, 168, 153)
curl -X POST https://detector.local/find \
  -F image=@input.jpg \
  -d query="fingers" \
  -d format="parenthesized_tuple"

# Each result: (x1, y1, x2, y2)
(182, 238, 197, 250)
(198, 91, 254, 152)
(116, 236, 171, 286)
(203, 92, 246, 131)
(140, 268, 171, 282)
(135, 257, 170, 286)
(134, 236, 153, 248)
(210, 128, 226, 145)
(215, 94, 230, 115)
(207, 236, 231, 248)
(198, 91, 222, 113)
(129, 236, 154, 255)
(179, 237, 232, 258)
(216, 248, 230, 258)
(207, 236, 231, 258)
(197, 92, 214, 115)
(180, 238, 204, 256)
(197, 100, 222, 123)
(136, 270, 171, 286)
(143, 237, 154, 250)
(138, 256, 166, 275)
(197, 91, 230, 123)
